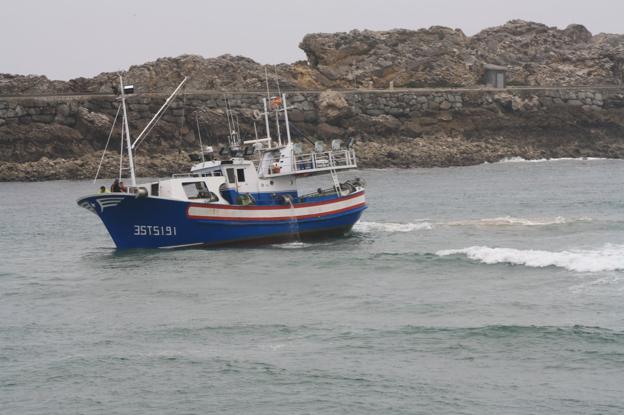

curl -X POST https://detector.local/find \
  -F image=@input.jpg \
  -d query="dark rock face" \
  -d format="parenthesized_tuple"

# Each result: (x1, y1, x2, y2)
(0, 123, 86, 162)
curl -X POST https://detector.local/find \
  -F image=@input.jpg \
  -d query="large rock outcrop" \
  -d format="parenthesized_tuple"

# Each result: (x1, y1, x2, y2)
(0, 55, 320, 96)
(301, 20, 624, 88)
(469, 20, 624, 86)
(69, 55, 317, 94)
(300, 26, 478, 88)
(0, 74, 72, 96)
(2, 20, 624, 96)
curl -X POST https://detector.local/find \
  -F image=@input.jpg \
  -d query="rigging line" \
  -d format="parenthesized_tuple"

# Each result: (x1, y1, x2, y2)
(133, 100, 173, 150)
(133, 99, 174, 151)
(130, 77, 188, 149)
(93, 105, 121, 183)
(224, 95, 233, 141)
(287, 121, 317, 145)
(195, 113, 205, 164)
(133, 80, 187, 151)
(235, 115, 242, 141)
(274, 65, 282, 96)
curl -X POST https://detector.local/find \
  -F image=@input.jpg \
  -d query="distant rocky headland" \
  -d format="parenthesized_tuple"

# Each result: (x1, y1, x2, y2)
(1, 20, 624, 181)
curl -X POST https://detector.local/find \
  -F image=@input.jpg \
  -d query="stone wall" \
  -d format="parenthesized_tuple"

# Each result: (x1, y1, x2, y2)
(2, 87, 622, 130)
(1, 86, 624, 179)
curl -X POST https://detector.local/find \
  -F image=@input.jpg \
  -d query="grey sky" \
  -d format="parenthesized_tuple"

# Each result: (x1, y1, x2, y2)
(2, 0, 623, 80)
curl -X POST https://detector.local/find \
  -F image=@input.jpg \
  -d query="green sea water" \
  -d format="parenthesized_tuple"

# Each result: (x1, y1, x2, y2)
(1, 159, 624, 414)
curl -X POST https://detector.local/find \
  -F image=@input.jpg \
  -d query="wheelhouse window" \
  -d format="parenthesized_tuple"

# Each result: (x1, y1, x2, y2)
(237, 168, 245, 182)
(150, 183, 159, 196)
(182, 181, 210, 199)
(226, 168, 236, 184)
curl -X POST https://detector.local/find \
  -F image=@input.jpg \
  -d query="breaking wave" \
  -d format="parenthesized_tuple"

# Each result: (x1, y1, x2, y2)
(354, 221, 433, 233)
(436, 244, 624, 273)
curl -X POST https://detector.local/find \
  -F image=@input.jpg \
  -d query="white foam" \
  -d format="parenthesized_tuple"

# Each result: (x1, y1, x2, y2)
(445, 216, 587, 227)
(271, 241, 310, 249)
(354, 221, 433, 233)
(356, 217, 589, 233)
(436, 244, 624, 273)
(494, 157, 612, 163)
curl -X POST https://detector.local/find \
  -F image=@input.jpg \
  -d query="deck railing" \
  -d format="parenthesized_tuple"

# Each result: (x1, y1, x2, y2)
(291, 149, 357, 173)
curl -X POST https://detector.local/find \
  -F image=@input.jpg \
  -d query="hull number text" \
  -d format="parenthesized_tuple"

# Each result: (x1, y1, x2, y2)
(134, 225, 177, 236)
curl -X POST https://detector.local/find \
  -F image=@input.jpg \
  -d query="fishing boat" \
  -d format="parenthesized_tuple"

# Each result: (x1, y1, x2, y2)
(77, 77, 367, 249)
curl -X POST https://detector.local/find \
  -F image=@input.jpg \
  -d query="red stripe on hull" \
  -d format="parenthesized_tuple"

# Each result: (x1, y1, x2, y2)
(187, 191, 364, 211)
(187, 202, 366, 222)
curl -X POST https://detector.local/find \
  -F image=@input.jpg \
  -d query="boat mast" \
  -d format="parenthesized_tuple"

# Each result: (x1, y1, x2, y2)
(119, 117, 124, 179)
(282, 93, 292, 145)
(263, 67, 273, 149)
(275, 102, 282, 146)
(119, 75, 136, 186)
(274, 67, 284, 146)
(262, 98, 272, 148)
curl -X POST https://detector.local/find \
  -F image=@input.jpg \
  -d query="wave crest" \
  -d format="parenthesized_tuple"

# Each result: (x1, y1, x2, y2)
(436, 244, 624, 272)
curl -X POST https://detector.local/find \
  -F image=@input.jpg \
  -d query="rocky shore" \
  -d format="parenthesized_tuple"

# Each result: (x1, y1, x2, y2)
(1, 20, 624, 181)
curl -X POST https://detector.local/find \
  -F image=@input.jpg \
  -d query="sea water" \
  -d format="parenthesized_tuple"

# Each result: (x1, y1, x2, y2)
(1, 160, 623, 414)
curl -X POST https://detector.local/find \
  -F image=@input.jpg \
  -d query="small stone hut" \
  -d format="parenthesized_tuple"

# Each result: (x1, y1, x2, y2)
(484, 64, 507, 88)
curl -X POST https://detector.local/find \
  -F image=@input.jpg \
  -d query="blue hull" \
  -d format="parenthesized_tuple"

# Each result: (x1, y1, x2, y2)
(77, 193, 366, 249)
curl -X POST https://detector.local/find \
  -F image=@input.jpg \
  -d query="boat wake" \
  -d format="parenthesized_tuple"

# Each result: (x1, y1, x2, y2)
(355, 216, 591, 233)
(436, 244, 624, 273)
